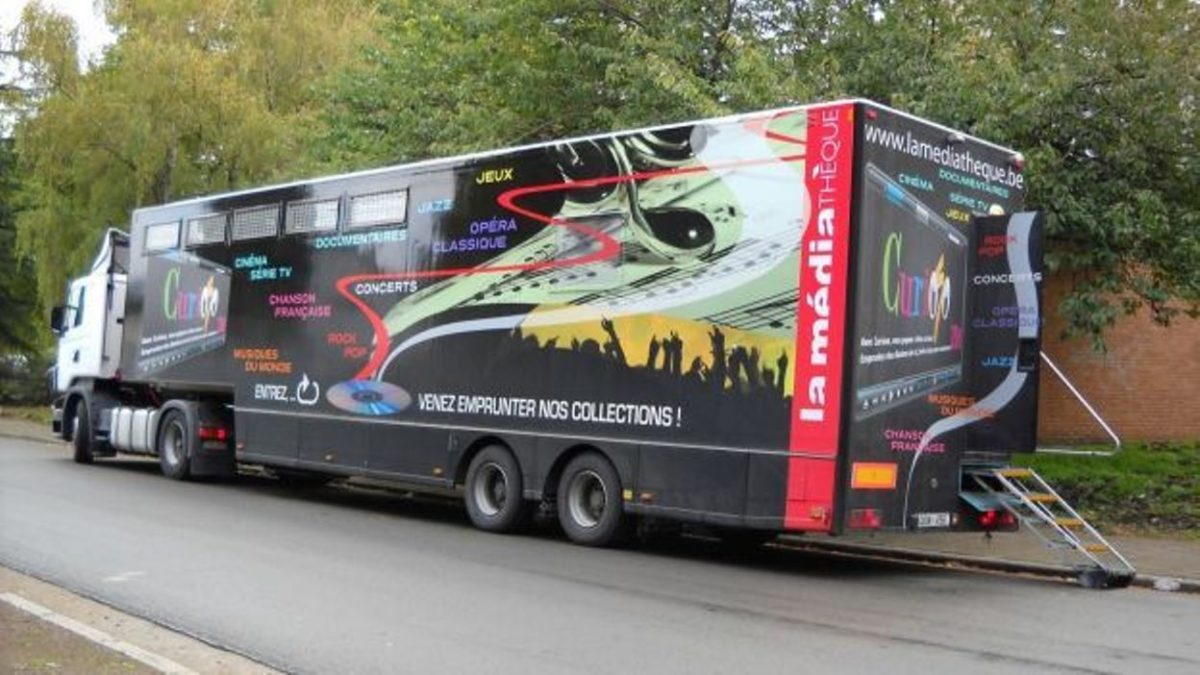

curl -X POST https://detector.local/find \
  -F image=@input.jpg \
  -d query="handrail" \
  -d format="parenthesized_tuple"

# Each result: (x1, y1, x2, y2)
(1035, 350, 1122, 456)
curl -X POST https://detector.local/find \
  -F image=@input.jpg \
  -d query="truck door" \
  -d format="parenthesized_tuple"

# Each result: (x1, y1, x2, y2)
(55, 278, 102, 390)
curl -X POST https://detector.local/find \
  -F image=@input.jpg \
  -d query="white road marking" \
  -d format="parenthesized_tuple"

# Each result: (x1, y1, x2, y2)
(103, 570, 146, 583)
(0, 592, 197, 675)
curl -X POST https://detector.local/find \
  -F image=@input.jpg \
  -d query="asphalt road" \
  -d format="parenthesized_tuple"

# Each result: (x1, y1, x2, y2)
(2, 435, 1198, 674)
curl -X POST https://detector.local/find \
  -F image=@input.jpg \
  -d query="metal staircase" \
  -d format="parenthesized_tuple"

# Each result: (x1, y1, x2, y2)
(964, 466, 1136, 588)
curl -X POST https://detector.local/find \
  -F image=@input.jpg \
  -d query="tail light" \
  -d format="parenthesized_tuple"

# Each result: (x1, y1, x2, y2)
(848, 508, 882, 530)
(979, 509, 998, 529)
(978, 509, 1018, 531)
(198, 425, 229, 442)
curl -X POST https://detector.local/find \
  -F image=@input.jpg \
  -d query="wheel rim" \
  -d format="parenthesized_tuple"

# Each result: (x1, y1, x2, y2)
(163, 421, 185, 466)
(567, 469, 607, 529)
(473, 462, 508, 517)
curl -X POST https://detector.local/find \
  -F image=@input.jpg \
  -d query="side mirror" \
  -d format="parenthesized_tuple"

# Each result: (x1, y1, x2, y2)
(50, 306, 66, 335)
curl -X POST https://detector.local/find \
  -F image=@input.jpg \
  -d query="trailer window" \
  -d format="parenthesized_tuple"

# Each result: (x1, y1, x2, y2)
(348, 190, 408, 229)
(231, 205, 280, 241)
(186, 213, 227, 247)
(285, 198, 339, 234)
(144, 221, 180, 253)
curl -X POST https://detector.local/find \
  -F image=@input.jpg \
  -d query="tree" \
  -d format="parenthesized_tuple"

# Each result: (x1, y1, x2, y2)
(0, 138, 41, 353)
(325, 0, 1198, 345)
(320, 0, 793, 167)
(10, 0, 1197, 344)
(12, 0, 379, 310)
(787, 1, 1198, 343)
(1, 0, 80, 132)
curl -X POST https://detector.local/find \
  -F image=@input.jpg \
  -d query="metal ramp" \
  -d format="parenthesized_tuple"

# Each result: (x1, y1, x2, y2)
(964, 466, 1136, 588)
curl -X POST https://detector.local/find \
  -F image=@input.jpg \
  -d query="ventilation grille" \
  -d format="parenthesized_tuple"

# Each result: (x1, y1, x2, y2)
(349, 190, 408, 229)
(231, 205, 279, 241)
(286, 199, 340, 234)
(185, 214, 226, 247)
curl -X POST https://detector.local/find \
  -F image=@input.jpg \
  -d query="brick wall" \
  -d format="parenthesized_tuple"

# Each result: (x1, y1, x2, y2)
(1036, 275, 1200, 443)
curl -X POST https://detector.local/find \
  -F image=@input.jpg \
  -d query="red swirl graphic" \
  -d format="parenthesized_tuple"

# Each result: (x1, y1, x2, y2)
(336, 116, 807, 381)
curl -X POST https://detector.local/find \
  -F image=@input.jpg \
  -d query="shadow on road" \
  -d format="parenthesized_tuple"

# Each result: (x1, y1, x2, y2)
(72, 454, 982, 587)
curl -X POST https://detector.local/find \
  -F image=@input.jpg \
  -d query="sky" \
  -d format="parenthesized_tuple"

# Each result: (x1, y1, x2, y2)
(1, 0, 117, 68)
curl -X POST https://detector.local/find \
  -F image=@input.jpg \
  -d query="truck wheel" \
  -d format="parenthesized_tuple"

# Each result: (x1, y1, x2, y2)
(557, 453, 627, 547)
(71, 399, 95, 465)
(465, 445, 528, 533)
(157, 409, 192, 481)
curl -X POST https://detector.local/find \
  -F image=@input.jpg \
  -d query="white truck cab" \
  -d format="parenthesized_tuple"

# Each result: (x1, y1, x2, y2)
(49, 227, 233, 476)
(49, 229, 128, 442)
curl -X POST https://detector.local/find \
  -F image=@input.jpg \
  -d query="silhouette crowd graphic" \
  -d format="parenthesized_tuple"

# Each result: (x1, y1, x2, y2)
(511, 319, 790, 397)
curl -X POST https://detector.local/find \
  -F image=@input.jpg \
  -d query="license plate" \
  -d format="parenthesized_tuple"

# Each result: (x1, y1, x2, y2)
(915, 512, 951, 528)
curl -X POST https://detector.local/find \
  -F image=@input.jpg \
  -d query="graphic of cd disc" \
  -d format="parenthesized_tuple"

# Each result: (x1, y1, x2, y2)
(326, 380, 412, 416)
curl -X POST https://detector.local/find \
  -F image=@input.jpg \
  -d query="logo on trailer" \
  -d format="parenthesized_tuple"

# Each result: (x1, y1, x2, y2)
(881, 232, 952, 341)
(163, 268, 221, 332)
(296, 373, 320, 406)
(786, 102, 855, 532)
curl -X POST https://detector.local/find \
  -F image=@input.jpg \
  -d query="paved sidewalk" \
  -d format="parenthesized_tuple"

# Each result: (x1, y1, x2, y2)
(829, 530, 1200, 584)
(0, 600, 157, 675)
(4, 414, 1197, 586)
(0, 567, 276, 674)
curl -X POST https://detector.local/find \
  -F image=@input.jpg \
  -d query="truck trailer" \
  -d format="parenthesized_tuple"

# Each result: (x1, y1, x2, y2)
(49, 99, 1134, 586)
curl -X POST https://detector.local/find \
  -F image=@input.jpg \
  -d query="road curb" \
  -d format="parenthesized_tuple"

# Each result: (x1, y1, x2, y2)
(1, 563, 280, 674)
(778, 536, 1200, 593)
(1, 592, 198, 674)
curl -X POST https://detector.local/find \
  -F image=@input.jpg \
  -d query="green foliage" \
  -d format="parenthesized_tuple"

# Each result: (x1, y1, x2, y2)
(0, 404, 53, 424)
(325, 0, 1198, 345)
(0, 0, 80, 122)
(1020, 442, 1200, 534)
(11, 0, 379, 310)
(0, 352, 53, 406)
(5, 0, 1198, 345)
(0, 139, 41, 354)
(319, 0, 799, 167)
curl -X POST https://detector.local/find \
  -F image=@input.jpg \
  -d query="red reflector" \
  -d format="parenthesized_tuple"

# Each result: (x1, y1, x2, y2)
(198, 425, 228, 442)
(848, 508, 882, 530)
(979, 509, 998, 529)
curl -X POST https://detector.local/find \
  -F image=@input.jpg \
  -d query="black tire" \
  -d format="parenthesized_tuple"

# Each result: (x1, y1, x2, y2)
(1078, 569, 1132, 590)
(464, 445, 529, 533)
(157, 409, 192, 481)
(1106, 573, 1135, 589)
(557, 452, 627, 547)
(71, 399, 95, 465)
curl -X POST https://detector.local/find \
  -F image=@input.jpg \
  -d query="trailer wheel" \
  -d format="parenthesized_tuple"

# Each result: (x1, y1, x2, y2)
(157, 409, 192, 481)
(71, 399, 95, 465)
(464, 445, 528, 533)
(557, 453, 627, 547)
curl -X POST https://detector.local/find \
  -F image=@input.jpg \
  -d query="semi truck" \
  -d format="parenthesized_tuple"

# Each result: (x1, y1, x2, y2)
(48, 99, 1134, 586)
